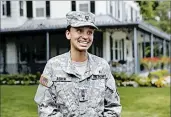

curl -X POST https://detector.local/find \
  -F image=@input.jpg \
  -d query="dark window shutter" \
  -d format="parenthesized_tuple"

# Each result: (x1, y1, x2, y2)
(46, 1, 50, 17)
(71, 1, 76, 11)
(6, 1, 11, 16)
(90, 1, 95, 14)
(26, 1, 33, 18)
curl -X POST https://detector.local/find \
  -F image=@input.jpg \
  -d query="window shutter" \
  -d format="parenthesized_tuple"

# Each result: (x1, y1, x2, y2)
(71, 1, 76, 11)
(26, 1, 33, 18)
(90, 1, 95, 14)
(6, 1, 11, 16)
(46, 1, 50, 17)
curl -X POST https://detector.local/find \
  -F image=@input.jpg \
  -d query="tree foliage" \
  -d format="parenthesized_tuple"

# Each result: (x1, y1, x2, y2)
(136, 1, 171, 34)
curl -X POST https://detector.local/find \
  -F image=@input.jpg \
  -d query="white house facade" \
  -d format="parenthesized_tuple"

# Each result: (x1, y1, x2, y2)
(0, 1, 170, 74)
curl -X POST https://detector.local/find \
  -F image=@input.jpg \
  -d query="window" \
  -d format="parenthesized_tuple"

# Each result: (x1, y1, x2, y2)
(115, 1, 120, 19)
(71, 1, 76, 11)
(118, 2, 120, 18)
(110, 1, 113, 15)
(2, 1, 7, 16)
(36, 8, 45, 17)
(131, 7, 133, 21)
(19, 1, 24, 16)
(1, 1, 11, 17)
(79, 3, 89, 12)
(35, 1, 45, 17)
(114, 39, 124, 60)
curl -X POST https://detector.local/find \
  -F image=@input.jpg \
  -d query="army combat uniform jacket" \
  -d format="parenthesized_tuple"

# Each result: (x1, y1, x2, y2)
(34, 52, 122, 117)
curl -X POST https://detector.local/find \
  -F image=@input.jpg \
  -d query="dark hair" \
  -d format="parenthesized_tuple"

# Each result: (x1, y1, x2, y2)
(66, 25, 71, 31)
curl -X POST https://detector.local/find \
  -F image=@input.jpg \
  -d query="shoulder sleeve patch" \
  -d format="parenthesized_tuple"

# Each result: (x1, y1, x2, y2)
(39, 75, 53, 87)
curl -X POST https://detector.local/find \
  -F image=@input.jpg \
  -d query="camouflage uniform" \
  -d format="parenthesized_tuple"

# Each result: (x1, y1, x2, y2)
(34, 52, 121, 117)
(34, 11, 121, 117)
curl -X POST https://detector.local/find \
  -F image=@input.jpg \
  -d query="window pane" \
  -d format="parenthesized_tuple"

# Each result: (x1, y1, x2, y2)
(19, 1, 24, 16)
(2, 1, 6, 16)
(36, 8, 44, 17)
(115, 49, 118, 59)
(79, 4, 88, 12)
(115, 41, 118, 48)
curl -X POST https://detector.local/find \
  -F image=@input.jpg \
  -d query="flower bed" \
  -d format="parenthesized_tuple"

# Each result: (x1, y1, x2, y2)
(113, 70, 170, 88)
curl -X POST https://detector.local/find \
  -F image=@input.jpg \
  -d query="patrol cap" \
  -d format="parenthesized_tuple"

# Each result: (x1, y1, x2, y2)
(66, 11, 98, 29)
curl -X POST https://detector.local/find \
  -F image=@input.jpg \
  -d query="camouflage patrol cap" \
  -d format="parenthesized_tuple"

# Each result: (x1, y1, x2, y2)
(66, 11, 98, 29)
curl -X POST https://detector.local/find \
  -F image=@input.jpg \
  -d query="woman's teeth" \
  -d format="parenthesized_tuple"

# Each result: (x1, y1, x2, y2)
(78, 41, 88, 44)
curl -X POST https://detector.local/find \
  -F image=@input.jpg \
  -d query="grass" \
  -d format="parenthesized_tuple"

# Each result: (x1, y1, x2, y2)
(119, 87, 170, 117)
(0, 86, 170, 117)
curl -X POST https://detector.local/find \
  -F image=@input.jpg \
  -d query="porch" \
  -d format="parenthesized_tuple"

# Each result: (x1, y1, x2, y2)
(0, 16, 170, 74)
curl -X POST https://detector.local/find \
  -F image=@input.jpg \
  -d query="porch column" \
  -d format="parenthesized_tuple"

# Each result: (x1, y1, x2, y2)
(103, 31, 111, 62)
(46, 32, 50, 61)
(150, 34, 154, 58)
(133, 27, 138, 73)
(163, 40, 166, 56)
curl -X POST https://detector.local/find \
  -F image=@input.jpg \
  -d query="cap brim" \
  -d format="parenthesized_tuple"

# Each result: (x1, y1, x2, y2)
(71, 22, 98, 29)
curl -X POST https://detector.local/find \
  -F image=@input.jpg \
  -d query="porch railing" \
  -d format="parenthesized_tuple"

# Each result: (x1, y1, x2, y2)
(109, 60, 134, 74)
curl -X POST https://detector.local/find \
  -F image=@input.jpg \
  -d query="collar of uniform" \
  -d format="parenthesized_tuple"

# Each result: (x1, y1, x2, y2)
(61, 51, 96, 78)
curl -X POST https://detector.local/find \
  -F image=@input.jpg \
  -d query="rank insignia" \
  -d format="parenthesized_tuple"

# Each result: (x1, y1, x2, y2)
(79, 88, 88, 102)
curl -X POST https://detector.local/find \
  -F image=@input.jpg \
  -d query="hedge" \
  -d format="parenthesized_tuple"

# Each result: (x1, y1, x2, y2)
(0, 72, 41, 85)
(0, 70, 170, 88)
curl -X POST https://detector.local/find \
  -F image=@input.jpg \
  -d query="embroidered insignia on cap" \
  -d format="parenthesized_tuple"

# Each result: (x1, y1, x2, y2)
(39, 75, 48, 87)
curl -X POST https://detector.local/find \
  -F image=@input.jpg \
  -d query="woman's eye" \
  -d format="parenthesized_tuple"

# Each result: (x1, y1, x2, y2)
(87, 31, 92, 35)
(77, 29, 81, 33)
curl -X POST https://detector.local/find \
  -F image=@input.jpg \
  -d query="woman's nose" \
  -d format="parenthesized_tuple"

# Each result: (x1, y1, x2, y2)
(81, 32, 89, 39)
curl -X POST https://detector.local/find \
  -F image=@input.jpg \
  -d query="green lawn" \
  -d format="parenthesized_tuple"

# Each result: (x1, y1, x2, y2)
(1, 86, 170, 117)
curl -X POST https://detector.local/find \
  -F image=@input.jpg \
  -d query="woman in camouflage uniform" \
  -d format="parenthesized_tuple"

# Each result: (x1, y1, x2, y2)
(34, 11, 122, 117)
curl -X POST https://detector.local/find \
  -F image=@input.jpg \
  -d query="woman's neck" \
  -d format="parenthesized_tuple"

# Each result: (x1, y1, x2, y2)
(70, 48, 88, 62)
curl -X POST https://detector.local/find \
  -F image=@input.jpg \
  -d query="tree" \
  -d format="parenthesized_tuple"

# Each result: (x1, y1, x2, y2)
(136, 1, 171, 34)
(136, 1, 157, 20)
(155, 1, 171, 33)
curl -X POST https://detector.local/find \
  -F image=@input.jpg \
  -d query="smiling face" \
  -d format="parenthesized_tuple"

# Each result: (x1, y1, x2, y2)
(66, 26, 95, 52)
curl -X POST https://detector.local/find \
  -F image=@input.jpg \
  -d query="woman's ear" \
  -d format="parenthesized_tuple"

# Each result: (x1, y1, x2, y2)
(66, 30, 71, 40)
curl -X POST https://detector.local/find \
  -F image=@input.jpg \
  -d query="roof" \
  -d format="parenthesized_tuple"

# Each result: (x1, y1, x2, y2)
(0, 15, 119, 32)
(0, 15, 170, 40)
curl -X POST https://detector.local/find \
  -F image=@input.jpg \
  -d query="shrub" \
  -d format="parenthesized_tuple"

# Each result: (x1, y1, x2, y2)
(154, 78, 166, 88)
(135, 77, 151, 87)
(0, 74, 38, 85)
(148, 70, 169, 79)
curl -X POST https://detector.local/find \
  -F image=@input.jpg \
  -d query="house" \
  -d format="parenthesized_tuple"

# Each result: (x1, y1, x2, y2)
(0, 1, 170, 74)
